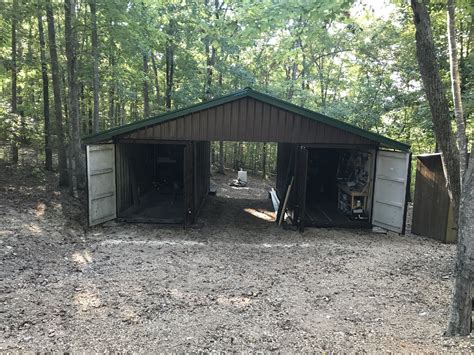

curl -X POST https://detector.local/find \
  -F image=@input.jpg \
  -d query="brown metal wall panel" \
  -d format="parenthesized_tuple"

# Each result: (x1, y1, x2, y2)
(269, 106, 277, 142)
(224, 102, 232, 140)
(213, 106, 225, 139)
(412, 155, 452, 242)
(120, 97, 375, 146)
(254, 100, 263, 141)
(230, 101, 239, 141)
(116, 143, 135, 214)
(277, 110, 285, 142)
(208, 108, 216, 139)
(247, 98, 256, 141)
(176, 116, 183, 139)
(171, 121, 177, 139)
(191, 112, 198, 140)
(308, 117, 319, 142)
(238, 98, 247, 139)
(200, 110, 207, 141)
(261, 102, 271, 141)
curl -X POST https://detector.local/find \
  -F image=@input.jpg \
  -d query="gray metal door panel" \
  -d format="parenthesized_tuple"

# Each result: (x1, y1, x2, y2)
(372, 150, 410, 233)
(87, 144, 116, 226)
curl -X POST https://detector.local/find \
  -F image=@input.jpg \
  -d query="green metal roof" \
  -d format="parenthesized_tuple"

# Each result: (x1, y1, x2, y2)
(82, 88, 410, 151)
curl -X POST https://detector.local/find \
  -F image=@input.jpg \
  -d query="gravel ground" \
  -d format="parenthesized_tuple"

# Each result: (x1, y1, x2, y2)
(1, 165, 472, 352)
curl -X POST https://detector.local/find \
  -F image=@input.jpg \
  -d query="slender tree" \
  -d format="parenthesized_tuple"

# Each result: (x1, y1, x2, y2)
(150, 52, 161, 109)
(143, 52, 150, 117)
(64, 0, 86, 190)
(218, 141, 225, 174)
(165, 20, 175, 110)
(447, 0, 468, 183)
(46, 1, 69, 186)
(410, 0, 472, 336)
(410, 0, 461, 212)
(38, 11, 53, 171)
(10, 0, 19, 164)
(89, 0, 100, 133)
(262, 142, 267, 179)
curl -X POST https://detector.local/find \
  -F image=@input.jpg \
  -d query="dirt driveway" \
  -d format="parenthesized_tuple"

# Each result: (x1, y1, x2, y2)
(1, 165, 472, 352)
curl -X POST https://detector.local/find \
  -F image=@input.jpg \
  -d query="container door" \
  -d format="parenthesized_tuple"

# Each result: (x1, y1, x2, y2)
(183, 143, 194, 228)
(295, 145, 308, 231)
(372, 150, 410, 233)
(87, 144, 116, 226)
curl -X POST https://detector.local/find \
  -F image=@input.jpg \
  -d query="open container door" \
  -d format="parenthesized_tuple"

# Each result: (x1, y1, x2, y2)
(372, 150, 410, 233)
(86, 144, 117, 226)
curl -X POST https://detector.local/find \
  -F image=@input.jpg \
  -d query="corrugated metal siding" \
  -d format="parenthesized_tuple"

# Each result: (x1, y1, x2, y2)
(116, 143, 136, 214)
(121, 97, 375, 145)
(412, 155, 455, 243)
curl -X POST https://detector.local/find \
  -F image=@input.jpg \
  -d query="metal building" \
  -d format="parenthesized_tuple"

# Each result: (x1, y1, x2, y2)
(83, 88, 411, 232)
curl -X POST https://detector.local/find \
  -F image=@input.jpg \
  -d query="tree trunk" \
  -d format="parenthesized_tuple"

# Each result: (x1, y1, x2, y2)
(107, 32, 115, 128)
(447, 153, 474, 336)
(410, 0, 471, 336)
(46, 1, 69, 187)
(88, 98, 93, 134)
(447, 0, 468, 183)
(262, 142, 267, 179)
(119, 100, 125, 125)
(165, 21, 175, 110)
(150, 52, 161, 109)
(108, 83, 115, 127)
(143, 52, 150, 117)
(410, 0, 461, 213)
(218, 141, 225, 174)
(80, 83, 87, 134)
(89, 0, 100, 133)
(64, 0, 85, 191)
(165, 44, 174, 110)
(38, 12, 53, 171)
(10, 0, 18, 164)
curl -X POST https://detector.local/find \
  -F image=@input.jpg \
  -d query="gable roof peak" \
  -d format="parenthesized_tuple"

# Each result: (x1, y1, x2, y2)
(83, 88, 410, 152)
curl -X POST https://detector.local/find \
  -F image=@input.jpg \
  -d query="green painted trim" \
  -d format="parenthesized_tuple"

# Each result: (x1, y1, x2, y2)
(82, 87, 410, 151)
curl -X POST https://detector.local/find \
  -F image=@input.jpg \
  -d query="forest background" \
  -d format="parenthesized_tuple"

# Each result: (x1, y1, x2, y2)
(0, 0, 472, 182)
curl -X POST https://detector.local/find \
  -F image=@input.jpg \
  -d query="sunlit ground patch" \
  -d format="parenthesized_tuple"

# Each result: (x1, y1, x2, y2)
(27, 223, 42, 235)
(74, 290, 101, 311)
(72, 250, 93, 266)
(34, 202, 46, 217)
(217, 295, 252, 308)
(243, 207, 275, 222)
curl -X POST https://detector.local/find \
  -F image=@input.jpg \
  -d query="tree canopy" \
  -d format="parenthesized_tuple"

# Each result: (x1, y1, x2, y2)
(0, 0, 472, 165)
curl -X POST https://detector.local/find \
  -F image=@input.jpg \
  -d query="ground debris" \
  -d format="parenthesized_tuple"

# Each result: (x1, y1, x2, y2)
(0, 164, 471, 352)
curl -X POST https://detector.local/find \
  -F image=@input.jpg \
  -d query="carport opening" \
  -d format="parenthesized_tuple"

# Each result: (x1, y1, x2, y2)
(201, 141, 277, 226)
(305, 148, 374, 227)
(116, 143, 185, 223)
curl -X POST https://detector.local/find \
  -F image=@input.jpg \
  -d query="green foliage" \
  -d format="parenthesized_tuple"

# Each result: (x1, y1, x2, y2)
(0, 0, 472, 163)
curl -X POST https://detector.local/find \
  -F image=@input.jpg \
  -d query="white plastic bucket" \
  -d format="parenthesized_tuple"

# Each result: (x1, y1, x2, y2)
(238, 170, 248, 183)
